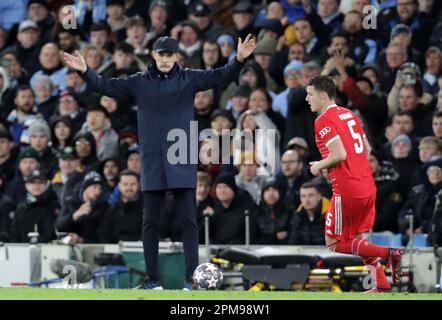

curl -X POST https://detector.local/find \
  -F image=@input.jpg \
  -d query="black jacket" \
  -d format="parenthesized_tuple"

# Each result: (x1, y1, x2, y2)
(80, 56, 244, 191)
(373, 166, 404, 233)
(54, 195, 109, 243)
(255, 200, 290, 245)
(288, 198, 327, 246)
(212, 189, 257, 244)
(102, 193, 143, 243)
(11, 187, 59, 243)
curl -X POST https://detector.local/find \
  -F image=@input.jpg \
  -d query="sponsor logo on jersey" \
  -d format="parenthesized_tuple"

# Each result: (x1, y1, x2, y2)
(338, 112, 353, 120)
(319, 126, 331, 139)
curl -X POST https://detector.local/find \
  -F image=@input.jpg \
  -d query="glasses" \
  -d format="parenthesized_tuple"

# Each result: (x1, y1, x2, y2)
(203, 49, 218, 53)
(75, 140, 90, 146)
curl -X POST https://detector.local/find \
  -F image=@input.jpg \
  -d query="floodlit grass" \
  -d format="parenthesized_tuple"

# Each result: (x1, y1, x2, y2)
(0, 288, 441, 300)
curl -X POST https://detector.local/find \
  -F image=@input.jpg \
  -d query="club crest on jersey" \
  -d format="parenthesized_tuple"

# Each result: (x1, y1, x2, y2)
(319, 126, 331, 139)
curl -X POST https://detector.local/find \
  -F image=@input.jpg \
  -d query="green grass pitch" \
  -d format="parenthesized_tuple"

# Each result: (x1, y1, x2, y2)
(0, 288, 441, 300)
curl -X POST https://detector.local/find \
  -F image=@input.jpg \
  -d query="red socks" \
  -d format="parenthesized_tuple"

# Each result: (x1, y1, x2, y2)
(328, 238, 389, 260)
(363, 257, 391, 290)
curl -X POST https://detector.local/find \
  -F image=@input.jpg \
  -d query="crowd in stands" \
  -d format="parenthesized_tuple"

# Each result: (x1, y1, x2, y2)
(0, 0, 442, 247)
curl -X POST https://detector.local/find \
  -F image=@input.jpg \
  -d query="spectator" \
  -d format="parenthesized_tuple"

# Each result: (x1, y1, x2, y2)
(382, 111, 418, 160)
(288, 181, 328, 246)
(0, 66, 15, 118)
(51, 145, 82, 205)
(125, 16, 151, 65)
(210, 108, 234, 136)
(30, 43, 68, 93)
(171, 20, 203, 68)
(272, 59, 304, 118)
(275, 149, 309, 213)
(422, 47, 442, 94)
(105, 0, 129, 42)
(31, 75, 57, 121)
(8, 20, 41, 76)
(399, 158, 442, 241)
(89, 23, 114, 55)
(229, 84, 251, 121)
(27, 120, 57, 178)
(80, 105, 119, 161)
(200, 40, 225, 71)
(146, 0, 169, 44)
(11, 169, 58, 243)
(99, 157, 122, 191)
(232, 1, 256, 40)
(98, 42, 144, 78)
(390, 134, 419, 194)
(55, 171, 109, 243)
(57, 27, 83, 54)
(50, 89, 86, 134)
(286, 136, 312, 177)
(235, 151, 268, 204)
(83, 45, 106, 72)
(369, 152, 404, 233)
(73, 131, 100, 173)
(0, 129, 18, 184)
(99, 95, 131, 133)
(196, 171, 214, 243)
(216, 33, 237, 62)
(126, 147, 141, 174)
(379, 43, 409, 92)
(256, 177, 290, 244)
(65, 69, 100, 110)
(103, 170, 143, 242)
(188, 1, 222, 41)
(194, 89, 214, 134)
(253, 37, 279, 92)
(211, 173, 256, 244)
(4, 146, 40, 205)
(432, 111, 442, 139)
(50, 116, 73, 154)
(7, 84, 41, 145)
(409, 136, 442, 188)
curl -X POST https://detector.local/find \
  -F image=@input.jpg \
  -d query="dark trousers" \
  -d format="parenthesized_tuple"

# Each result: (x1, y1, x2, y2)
(142, 188, 198, 280)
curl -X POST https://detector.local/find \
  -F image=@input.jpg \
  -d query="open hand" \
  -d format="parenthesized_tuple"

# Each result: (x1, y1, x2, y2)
(236, 34, 256, 63)
(63, 50, 87, 73)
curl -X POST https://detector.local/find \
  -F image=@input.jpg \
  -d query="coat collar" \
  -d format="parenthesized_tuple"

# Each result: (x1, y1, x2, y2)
(148, 60, 181, 79)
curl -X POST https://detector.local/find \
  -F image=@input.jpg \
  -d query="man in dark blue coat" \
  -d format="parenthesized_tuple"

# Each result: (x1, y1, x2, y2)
(63, 35, 256, 289)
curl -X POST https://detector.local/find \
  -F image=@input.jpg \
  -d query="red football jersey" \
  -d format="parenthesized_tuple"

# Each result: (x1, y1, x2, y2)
(314, 104, 376, 198)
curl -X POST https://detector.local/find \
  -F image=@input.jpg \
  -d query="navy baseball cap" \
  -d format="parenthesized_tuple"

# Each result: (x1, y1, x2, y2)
(153, 36, 179, 53)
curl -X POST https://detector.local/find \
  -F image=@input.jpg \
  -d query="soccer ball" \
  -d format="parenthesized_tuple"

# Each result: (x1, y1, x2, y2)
(192, 263, 224, 290)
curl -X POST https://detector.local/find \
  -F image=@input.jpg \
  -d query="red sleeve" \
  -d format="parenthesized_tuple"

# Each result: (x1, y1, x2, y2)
(315, 115, 340, 147)
(342, 77, 369, 110)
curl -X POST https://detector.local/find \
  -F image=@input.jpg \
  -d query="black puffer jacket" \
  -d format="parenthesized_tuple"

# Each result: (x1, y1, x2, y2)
(11, 186, 59, 243)
(255, 179, 290, 245)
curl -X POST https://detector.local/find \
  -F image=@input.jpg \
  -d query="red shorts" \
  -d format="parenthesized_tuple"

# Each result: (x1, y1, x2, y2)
(325, 192, 376, 242)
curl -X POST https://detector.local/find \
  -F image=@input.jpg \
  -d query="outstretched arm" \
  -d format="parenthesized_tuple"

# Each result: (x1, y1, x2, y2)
(191, 34, 256, 91)
(63, 50, 136, 99)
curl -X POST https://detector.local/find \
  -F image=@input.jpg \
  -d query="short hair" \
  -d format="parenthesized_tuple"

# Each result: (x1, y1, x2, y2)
(127, 16, 146, 29)
(401, 83, 423, 98)
(119, 169, 139, 180)
(419, 136, 442, 152)
(434, 110, 442, 119)
(300, 181, 320, 193)
(250, 87, 273, 105)
(197, 171, 212, 185)
(309, 75, 336, 99)
(14, 84, 34, 98)
(90, 23, 111, 34)
(355, 76, 374, 91)
(392, 110, 413, 123)
(387, 43, 407, 56)
(114, 42, 135, 54)
(425, 46, 442, 60)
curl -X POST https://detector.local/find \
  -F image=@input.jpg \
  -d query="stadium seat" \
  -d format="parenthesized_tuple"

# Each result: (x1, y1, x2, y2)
(407, 234, 428, 248)
(370, 233, 402, 247)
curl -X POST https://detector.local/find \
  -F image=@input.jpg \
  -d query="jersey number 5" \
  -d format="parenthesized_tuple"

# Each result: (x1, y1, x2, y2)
(347, 119, 363, 154)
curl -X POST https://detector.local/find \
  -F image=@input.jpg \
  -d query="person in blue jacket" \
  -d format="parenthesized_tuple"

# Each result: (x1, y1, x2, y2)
(63, 34, 256, 290)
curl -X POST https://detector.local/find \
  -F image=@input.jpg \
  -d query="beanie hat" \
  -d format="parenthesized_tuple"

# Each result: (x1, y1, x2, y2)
(28, 120, 51, 140)
(81, 171, 104, 194)
(18, 146, 40, 162)
(254, 37, 277, 56)
(391, 134, 412, 153)
(214, 173, 238, 194)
